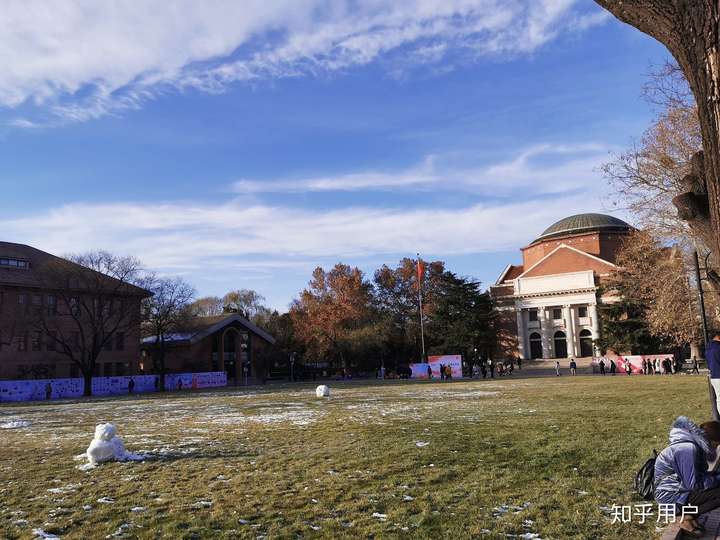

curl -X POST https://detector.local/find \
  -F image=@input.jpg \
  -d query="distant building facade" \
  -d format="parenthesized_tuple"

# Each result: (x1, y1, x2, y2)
(490, 214, 632, 360)
(0, 242, 149, 380)
(140, 313, 276, 384)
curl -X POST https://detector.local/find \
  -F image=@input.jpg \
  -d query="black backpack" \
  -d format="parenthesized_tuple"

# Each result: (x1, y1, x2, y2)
(635, 440, 700, 500)
(635, 450, 658, 500)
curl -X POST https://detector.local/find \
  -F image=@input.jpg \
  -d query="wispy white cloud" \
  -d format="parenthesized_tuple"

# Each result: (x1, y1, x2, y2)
(232, 143, 613, 195)
(0, 194, 612, 274)
(1, 0, 609, 126)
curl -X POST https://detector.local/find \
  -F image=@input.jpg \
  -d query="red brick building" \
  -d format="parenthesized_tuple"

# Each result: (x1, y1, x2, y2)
(490, 213, 632, 360)
(0, 242, 149, 380)
(140, 313, 276, 385)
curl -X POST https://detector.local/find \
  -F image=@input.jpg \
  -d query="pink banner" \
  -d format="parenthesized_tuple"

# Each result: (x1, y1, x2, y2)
(427, 355, 463, 378)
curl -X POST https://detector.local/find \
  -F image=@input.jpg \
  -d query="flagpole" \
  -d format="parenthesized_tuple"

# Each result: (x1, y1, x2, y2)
(417, 253, 426, 362)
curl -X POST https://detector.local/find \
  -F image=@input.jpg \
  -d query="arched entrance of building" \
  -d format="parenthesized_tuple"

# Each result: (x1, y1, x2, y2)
(579, 329, 594, 357)
(219, 327, 251, 380)
(529, 332, 542, 359)
(554, 331, 567, 358)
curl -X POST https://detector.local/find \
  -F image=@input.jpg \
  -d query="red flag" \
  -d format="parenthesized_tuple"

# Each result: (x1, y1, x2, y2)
(417, 258, 425, 282)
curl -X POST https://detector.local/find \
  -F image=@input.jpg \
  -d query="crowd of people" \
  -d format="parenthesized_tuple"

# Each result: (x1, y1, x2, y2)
(470, 357, 521, 379)
(596, 355, 699, 376)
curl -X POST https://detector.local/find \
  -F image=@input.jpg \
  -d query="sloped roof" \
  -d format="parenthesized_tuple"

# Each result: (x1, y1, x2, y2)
(142, 313, 276, 346)
(518, 243, 618, 279)
(0, 241, 150, 296)
(494, 264, 524, 285)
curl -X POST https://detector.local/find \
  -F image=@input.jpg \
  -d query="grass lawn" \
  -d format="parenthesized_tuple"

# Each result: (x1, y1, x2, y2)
(0, 374, 711, 539)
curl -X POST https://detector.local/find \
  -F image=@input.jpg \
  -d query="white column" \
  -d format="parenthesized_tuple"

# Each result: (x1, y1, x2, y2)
(589, 303, 600, 355)
(516, 309, 527, 359)
(568, 305, 578, 357)
(539, 307, 551, 358)
(563, 305, 575, 358)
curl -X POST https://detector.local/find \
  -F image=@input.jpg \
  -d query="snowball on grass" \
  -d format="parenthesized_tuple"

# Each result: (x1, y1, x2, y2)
(316, 385, 330, 398)
(85, 423, 144, 466)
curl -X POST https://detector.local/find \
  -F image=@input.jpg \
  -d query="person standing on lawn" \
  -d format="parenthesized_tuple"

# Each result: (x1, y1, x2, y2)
(517, 356, 522, 370)
(610, 359, 616, 375)
(655, 417, 720, 537)
(707, 332, 720, 414)
(625, 360, 632, 375)
(555, 360, 560, 377)
(569, 358, 577, 376)
(693, 356, 700, 375)
(599, 359, 605, 375)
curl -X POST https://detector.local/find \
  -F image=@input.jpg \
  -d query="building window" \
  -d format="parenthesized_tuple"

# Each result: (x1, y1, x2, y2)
(0, 258, 29, 268)
(31, 331, 42, 351)
(529, 332, 542, 359)
(16, 333, 27, 352)
(103, 335, 113, 351)
(528, 309, 538, 322)
(69, 297, 80, 316)
(579, 329, 594, 357)
(47, 295, 57, 316)
(17, 293, 27, 305)
(115, 332, 125, 351)
(553, 331, 567, 358)
(552, 308, 562, 320)
(578, 306, 588, 318)
(31, 294, 42, 313)
(47, 331, 57, 351)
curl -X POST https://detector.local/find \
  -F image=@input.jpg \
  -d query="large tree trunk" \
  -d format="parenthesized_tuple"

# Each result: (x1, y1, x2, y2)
(82, 369, 93, 397)
(596, 2, 720, 260)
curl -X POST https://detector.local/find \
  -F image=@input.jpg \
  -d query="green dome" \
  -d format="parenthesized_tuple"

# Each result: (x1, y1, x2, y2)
(534, 213, 631, 243)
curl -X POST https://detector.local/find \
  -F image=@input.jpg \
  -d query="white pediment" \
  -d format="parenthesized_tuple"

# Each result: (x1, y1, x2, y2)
(515, 270, 595, 296)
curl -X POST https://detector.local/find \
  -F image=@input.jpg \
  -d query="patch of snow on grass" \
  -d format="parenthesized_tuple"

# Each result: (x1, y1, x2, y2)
(211, 408, 321, 427)
(32, 529, 60, 539)
(1, 420, 31, 429)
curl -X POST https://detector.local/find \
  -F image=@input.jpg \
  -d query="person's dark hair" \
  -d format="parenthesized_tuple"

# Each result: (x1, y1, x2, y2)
(701, 421, 720, 443)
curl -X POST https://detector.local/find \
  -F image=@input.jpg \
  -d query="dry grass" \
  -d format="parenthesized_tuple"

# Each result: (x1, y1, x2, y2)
(0, 374, 711, 539)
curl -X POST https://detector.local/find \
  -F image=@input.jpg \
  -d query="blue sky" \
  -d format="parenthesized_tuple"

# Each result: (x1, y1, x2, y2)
(0, 1, 670, 310)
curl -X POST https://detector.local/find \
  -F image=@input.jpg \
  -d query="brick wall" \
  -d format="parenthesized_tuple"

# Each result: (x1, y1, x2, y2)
(0, 285, 144, 380)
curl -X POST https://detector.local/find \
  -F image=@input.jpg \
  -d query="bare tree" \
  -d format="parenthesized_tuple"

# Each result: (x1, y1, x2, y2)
(595, 2, 720, 284)
(222, 289, 267, 319)
(33, 251, 149, 396)
(603, 63, 701, 242)
(187, 296, 224, 317)
(142, 276, 195, 391)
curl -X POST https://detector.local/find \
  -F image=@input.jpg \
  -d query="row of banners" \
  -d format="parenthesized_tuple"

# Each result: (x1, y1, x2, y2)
(591, 354, 676, 373)
(0, 372, 228, 402)
(409, 355, 463, 379)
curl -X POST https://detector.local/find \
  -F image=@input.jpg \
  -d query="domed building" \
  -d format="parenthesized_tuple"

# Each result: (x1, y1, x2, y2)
(490, 213, 633, 360)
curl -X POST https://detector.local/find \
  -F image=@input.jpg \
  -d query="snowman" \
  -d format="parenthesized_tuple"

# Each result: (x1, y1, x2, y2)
(86, 423, 139, 465)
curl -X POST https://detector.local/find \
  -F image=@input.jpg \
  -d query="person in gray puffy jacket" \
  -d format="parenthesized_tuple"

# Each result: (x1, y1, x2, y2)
(655, 416, 720, 537)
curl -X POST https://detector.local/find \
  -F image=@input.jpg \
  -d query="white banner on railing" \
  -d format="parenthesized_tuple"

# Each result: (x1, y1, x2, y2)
(0, 372, 227, 402)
